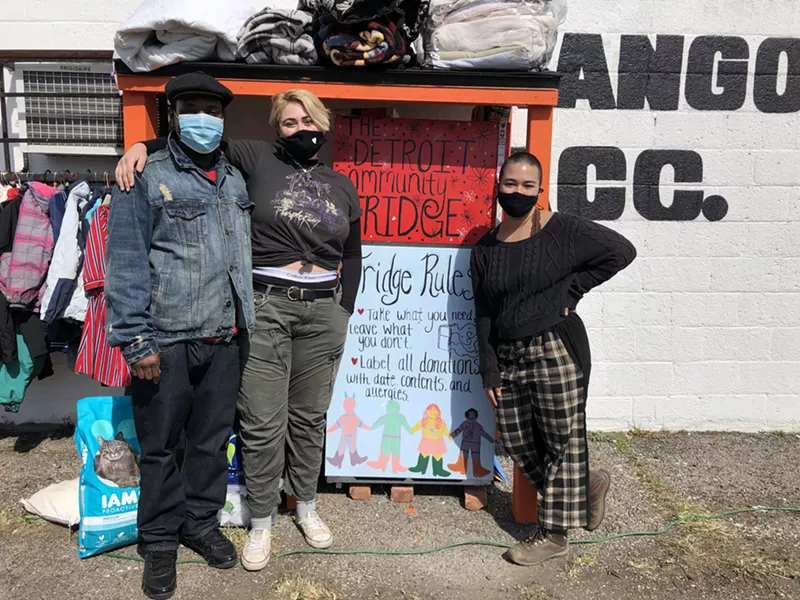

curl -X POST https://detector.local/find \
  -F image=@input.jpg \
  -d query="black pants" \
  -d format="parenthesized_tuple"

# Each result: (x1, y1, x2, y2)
(131, 339, 240, 553)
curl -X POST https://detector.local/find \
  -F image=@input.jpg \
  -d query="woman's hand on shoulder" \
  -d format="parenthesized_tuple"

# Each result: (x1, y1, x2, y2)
(115, 143, 148, 192)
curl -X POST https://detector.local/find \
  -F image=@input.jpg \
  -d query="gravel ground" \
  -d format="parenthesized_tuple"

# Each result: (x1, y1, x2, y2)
(1, 428, 798, 600)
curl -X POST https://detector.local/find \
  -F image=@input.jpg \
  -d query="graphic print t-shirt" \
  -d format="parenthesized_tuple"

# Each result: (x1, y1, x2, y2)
(226, 140, 361, 271)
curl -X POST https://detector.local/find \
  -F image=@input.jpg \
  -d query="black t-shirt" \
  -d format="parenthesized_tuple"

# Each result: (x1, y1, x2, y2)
(227, 140, 361, 271)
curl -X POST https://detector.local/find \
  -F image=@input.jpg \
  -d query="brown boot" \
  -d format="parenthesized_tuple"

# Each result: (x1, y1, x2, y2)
(585, 469, 611, 531)
(506, 528, 569, 566)
(447, 453, 467, 475)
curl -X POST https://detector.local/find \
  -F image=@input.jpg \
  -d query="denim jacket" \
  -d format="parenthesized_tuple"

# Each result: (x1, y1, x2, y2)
(106, 137, 255, 364)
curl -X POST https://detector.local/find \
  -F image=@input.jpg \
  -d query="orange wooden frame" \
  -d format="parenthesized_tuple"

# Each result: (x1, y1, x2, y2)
(116, 72, 555, 524)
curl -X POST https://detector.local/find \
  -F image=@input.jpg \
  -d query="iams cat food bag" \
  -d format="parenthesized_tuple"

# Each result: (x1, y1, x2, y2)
(75, 396, 141, 558)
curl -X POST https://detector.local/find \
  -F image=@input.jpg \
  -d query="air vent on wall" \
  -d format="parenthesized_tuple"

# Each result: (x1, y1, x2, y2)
(15, 62, 122, 155)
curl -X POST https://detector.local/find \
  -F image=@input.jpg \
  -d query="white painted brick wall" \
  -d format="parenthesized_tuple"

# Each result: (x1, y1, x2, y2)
(772, 329, 800, 359)
(671, 328, 706, 363)
(0, 0, 142, 49)
(701, 328, 772, 362)
(1, 0, 798, 430)
(540, 0, 800, 432)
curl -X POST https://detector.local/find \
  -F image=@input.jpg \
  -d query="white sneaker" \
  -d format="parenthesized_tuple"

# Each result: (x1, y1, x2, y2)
(295, 510, 333, 549)
(241, 528, 271, 571)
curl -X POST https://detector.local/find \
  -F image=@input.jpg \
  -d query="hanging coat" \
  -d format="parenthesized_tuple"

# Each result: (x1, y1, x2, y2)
(0, 182, 56, 309)
(0, 332, 45, 413)
(41, 181, 92, 323)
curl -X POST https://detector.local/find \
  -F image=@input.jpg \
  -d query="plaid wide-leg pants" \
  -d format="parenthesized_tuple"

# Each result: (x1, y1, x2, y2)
(496, 314, 591, 532)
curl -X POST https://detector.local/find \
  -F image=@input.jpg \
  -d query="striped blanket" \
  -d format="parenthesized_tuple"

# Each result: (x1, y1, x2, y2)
(236, 8, 318, 66)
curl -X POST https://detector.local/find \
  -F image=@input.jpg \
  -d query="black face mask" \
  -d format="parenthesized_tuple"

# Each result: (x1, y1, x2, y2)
(497, 190, 539, 218)
(277, 130, 327, 163)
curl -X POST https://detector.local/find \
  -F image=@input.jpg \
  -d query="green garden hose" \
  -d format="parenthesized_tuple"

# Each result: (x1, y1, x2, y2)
(97, 506, 800, 566)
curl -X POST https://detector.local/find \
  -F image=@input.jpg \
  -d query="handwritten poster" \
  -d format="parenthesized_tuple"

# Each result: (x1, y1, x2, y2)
(325, 245, 495, 482)
(327, 116, 502, 483)
(333, 117, 500, 246)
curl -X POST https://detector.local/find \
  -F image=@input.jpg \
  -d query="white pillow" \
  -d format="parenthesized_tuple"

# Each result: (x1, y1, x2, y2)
(20, 478, 80, 527)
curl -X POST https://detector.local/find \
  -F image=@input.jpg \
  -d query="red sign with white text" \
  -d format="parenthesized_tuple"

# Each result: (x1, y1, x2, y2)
(333, 117, 499, 246)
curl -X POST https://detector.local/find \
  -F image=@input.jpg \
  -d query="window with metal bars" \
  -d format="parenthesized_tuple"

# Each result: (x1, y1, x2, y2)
(22, 69, 123, 149)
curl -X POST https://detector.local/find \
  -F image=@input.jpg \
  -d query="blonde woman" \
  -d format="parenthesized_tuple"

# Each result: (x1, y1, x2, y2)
(116, 89, 362, 571)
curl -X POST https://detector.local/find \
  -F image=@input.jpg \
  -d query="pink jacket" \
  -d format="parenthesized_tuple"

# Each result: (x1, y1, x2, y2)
(0, 182, 56, 309)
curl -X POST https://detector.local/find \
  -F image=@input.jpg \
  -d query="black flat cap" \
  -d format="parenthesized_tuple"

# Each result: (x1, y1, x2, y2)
(165, 72, 234, 107)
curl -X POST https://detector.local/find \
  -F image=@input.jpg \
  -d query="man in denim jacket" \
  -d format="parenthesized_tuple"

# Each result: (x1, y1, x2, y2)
(106, 72, 254, 600)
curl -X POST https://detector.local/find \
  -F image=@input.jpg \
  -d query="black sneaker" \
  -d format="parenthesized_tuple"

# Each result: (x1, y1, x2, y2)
(180, 528, 238, 569)
(142, 550, 177, 600)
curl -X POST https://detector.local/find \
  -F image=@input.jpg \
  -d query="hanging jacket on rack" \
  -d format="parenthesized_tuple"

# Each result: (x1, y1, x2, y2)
(76, 204, 131, 388)
(0, 282, 52, 412)
(0, 182, 56, 309)
(0, 294, 51, 414)
(3, 187, 20, 204)
(0, 293, 14, 363)
(0, 331, 46, 413)
(41, 181, 92, 324)
(77, 187, 104, 254)
(0, 195, 23, 363)
(0, 183, 56, 392)
(49, 189, 68, 244)
(0, 291, 53, 368)
(0, 195, 22, 255)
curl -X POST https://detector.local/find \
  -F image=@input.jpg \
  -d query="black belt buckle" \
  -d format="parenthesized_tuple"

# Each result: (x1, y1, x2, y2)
(286, 286, 315, 301)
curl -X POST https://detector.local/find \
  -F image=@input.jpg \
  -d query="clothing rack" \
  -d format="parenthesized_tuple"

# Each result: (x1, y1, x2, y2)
(0, 171, 116, 186)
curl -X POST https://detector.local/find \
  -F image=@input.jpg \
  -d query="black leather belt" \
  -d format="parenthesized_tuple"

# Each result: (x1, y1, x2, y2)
(254, 282, 336, 301)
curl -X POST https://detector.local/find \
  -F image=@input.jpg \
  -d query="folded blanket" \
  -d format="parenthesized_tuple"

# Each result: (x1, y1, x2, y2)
(437, 45, 526, 60)
(422, 0, 567, 70)
(430, 14, 554, 59)
(428, 0, 565, 29)
(433, 47, 531, 71)
(236, 8, 318, 66)
(321, 19, 411, 67)
(114, 0, 257, 72)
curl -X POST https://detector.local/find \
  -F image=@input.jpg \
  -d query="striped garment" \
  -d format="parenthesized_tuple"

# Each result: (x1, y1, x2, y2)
(75, 204, 131, 387)
(0, 182, 56, 309)
(495, 313, 592, 532)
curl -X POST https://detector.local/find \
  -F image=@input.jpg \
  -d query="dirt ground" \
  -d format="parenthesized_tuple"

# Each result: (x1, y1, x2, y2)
(1, 427, 798, 600)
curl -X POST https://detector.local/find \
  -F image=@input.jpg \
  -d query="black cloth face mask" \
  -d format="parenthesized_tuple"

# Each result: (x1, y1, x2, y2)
(497, 190, 539, 218)
(277, 130, 327, 163)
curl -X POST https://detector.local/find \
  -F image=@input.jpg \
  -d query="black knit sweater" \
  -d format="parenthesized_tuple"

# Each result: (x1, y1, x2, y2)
(470, 211, 637, 388)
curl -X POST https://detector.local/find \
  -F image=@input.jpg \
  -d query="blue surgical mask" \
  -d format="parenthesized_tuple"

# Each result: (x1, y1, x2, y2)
(177, 113, 224, 154)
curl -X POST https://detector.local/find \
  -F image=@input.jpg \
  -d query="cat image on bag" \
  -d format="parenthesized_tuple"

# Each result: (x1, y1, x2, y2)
(94, 432, 140, 488)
